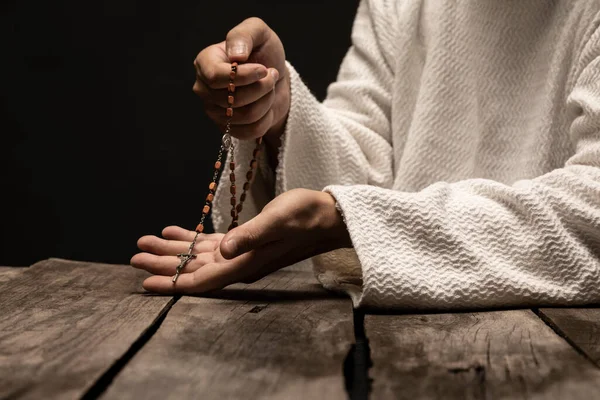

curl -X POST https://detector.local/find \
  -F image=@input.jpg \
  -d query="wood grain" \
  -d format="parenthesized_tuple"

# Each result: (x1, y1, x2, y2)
(102, 269, 354, 400)
(537, 308, 600, 367)
(365, 310, 600, 399)
(0, 266, 27, 283)
(0, 258, 173, 400)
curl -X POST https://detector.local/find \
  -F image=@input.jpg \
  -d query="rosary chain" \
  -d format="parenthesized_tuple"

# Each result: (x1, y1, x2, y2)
(173, 61, 263, 283)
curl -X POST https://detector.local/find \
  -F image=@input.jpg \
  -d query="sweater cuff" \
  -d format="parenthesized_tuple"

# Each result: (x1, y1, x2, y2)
(322, 183, 424, 309)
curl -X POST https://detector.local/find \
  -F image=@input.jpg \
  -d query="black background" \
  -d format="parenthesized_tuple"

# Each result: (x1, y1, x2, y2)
(1, 0, 359, 266)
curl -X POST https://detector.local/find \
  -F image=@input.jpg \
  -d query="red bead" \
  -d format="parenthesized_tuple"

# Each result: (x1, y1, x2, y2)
(230, 172, 235, 182)
(236, 204, 243, 213)
(196, 224, 204, 233)
(228, 95, 234, 106)
(206, 193, 214, 202)
(230, 210, 237, 218)
(250, 160, 257, 169)
(230, 161, 235, 170)
(228, 83, 235, 93)
(203, 205, 210, 214)
(214, 161, 222, 169)
(240, 193, 246, 202)
(226, 108, 233, 117)
(230, 196, 236, 206)
(229, 71, 236, 80)
(231, 62, 238, 68)
(243, 182, 250, 191)
(246, 171, 253, 181)
(230, 185, 236, 195)
(209, 182, 216, 191)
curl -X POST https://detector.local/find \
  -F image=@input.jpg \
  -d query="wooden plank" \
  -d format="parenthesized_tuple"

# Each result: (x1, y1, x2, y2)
(102, 269, 354, 400)
(0, 258, 174, 400)
(365, 310, 600, 399)
(537, 308, 600, 367)
(0, 266, 27, 284)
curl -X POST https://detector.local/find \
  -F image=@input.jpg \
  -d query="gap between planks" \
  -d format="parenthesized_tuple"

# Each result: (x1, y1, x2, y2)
(533, 308, 600, 369)
(81, 296, 180, 399)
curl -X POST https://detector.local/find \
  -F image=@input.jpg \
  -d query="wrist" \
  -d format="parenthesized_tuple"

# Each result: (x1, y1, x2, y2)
(265, 64, 290, 141)
(319, 192, 353, 249)
(263, 65, 290, 170)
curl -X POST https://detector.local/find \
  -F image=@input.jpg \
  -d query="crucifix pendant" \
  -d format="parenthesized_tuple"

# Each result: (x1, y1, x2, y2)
(172, 236, 199, 283)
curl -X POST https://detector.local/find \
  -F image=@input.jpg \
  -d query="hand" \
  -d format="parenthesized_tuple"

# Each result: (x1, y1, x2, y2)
(131, 189, 352, 294)
(193, 17, 290, 141)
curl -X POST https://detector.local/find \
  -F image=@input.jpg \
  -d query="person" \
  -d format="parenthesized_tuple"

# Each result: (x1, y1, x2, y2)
(131, 0, 600, 309)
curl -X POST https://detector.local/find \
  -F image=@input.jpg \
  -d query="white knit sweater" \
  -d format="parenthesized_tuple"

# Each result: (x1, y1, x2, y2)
(212, 0, 600, 310)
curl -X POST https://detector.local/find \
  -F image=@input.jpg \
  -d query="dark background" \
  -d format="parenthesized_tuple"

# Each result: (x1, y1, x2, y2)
(1, 0, 359, 266)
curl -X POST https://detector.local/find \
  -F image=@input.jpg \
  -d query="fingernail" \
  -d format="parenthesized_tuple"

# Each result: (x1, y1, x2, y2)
(226, 238, 237, 255)
(228, 43, 247, 56)
(256, 67, 268, 80)
(271, 69, 279, 81)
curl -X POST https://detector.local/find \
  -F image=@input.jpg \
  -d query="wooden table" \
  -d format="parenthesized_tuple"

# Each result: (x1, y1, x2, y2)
(1, 259, 599, 399)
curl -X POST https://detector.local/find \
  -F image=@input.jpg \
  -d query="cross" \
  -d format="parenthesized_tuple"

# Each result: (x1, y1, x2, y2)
(172, 252, 197, 283)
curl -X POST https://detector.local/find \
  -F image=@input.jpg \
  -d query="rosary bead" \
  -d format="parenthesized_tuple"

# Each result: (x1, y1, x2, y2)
(250, 160, 257, 169)
(240, 192, 246, 202)
(209, 182, 217, 191)
(253, 149, 260, 158)
(206, 193, 214, 202)
(203, 205, 210, 214)
(230, 196, 236, 206)
(228, 95, 234, 106)
(226, 108, 233, 117)
(232, 62, 238, 68)
(230, 172, 235, 182)
(228, 83, 235, 93)
(229, 70, 236, 80)
(230, 161, 235, 170)
(230, 185, 236, 194)
(243, 182, 250, 191)
(246, 171, 253, 181)
(230, 209, 237, 218)
(236, 204, 243, 213)
(196, 224, 204, 233)
(214, 161, 222, 169)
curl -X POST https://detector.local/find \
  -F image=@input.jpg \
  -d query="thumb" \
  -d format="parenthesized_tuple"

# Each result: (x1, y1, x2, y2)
(226, 17, 271, 62)
(220, 212, 280, 260)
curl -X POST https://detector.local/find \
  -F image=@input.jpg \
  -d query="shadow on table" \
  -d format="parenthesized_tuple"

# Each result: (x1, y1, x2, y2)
(138, 285, 343, 303)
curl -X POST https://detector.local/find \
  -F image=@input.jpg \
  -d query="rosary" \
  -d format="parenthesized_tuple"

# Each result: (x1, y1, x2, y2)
(172, 61, 262, 283)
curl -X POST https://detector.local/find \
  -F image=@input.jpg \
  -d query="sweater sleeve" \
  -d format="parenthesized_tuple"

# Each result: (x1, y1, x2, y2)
(212, 0, 395, 232)
(324, 26, 600, 310)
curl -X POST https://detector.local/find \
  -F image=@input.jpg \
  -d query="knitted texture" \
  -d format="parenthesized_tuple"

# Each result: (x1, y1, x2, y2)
(212, 0, 600, 310)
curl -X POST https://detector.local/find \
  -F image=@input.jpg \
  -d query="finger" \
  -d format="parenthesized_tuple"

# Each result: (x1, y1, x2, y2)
(131, 252, 214, 275)
(161, 225, 223, 242)
(137, 235, 217, 256)
(144, 238, 308, 294)
(143, 272, 197, 295)
(205, 81, 276, 126)
(142, 252, 254, 294)
(212, 107, 275, 140)
(194, 68, 279, 109)
(195, 43, 268, 89)
(226, 17, 271, 61)
(220, 206, 287, 260)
